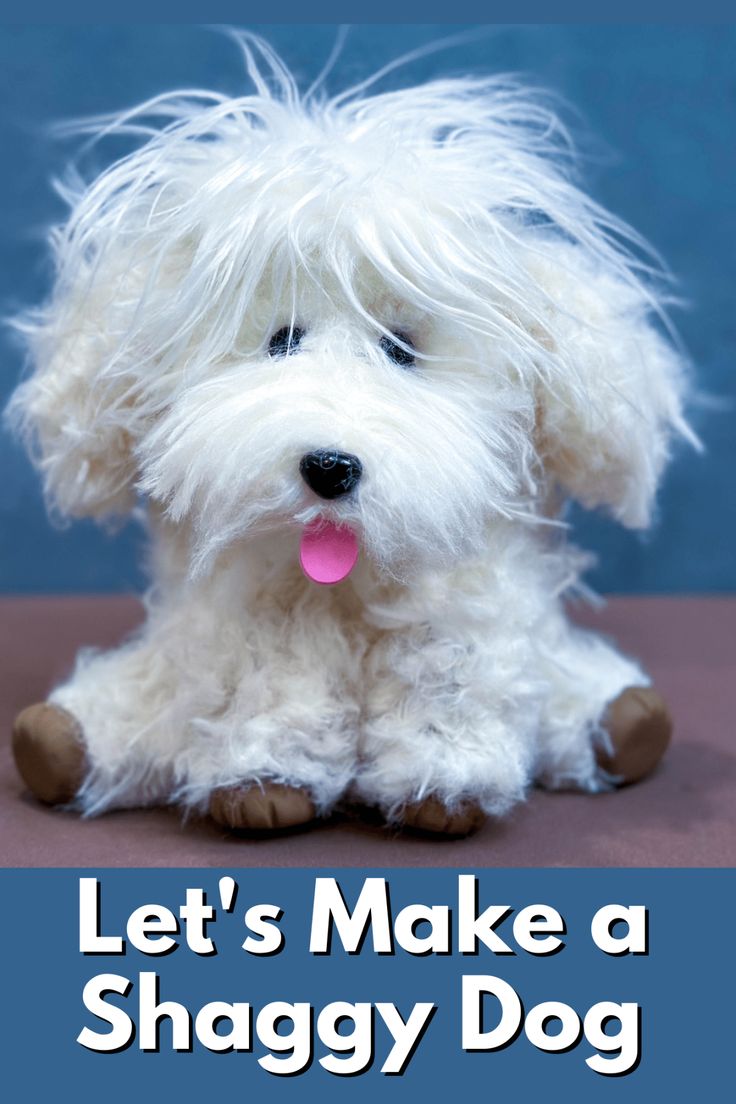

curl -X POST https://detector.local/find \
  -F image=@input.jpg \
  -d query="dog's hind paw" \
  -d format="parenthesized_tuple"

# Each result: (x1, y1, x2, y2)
(12, 701, 87, 805)
(597, 685, 672, 785)
(209, 780, 316, 832)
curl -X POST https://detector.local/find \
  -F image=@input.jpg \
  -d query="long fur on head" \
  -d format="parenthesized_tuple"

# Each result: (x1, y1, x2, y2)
(7, 32, 693, 578)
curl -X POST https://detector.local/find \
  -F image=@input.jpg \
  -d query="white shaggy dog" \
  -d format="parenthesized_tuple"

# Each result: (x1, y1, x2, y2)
(9, 38, 690, 834)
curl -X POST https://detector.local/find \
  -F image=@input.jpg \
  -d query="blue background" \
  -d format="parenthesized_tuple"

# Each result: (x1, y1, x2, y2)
(0, 868, 731, 1101)
(0, 24, 733, 594)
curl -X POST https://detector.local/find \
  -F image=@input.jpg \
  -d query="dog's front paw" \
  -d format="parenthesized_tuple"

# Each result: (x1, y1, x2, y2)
(12, 702, 87, 805)
(597, 686, 672, 784)
(209, 780, 316, 832)
(398, 795, 486, 837)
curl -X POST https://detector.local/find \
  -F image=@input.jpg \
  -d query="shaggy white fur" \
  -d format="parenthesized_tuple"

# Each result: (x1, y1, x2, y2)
(7, 35, 692, 819)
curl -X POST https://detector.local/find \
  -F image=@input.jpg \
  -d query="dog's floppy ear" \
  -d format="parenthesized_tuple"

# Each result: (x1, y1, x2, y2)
(528, 243, 692, 529)
(6, 208, 151, 522)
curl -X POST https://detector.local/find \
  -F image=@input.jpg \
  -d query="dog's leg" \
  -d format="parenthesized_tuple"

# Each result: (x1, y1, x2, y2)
(13, 592, 361, 825)
(533, 613, 671, 792)
(353, 563, 672, 834)
(185, 598, 362, 830)
(13, 627, 195, 814)
(354, 622, 542, 836)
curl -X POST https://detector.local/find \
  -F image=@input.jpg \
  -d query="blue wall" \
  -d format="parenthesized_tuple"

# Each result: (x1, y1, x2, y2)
(0, 24, 733, 594)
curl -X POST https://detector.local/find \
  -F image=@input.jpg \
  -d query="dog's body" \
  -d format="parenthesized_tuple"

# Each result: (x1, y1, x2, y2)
(50, 513, 643, 818)
(8, 40, 689, 830)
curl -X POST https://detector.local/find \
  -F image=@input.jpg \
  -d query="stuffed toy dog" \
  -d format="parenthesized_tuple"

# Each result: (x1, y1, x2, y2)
(9, 38, 689, 835)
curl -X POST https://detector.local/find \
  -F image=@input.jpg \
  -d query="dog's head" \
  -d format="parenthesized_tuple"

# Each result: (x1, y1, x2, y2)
(9, 38, 692, 582)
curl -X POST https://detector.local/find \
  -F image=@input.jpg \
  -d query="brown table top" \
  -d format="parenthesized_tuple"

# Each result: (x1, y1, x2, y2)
(1, 595, 733, 868)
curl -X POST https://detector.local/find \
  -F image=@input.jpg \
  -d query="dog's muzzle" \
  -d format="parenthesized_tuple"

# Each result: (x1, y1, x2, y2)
(299, 449, 363, 499)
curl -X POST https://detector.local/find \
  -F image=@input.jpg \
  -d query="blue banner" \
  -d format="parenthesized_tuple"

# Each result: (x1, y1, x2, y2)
(1, 868, 731, 1100)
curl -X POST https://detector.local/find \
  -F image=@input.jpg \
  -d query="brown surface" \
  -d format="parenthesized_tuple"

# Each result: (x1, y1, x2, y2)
(0, 595, 734, 868)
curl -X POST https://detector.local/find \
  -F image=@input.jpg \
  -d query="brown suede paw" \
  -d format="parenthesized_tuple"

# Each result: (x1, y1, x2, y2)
(400, 795, 486, 837)
(12, 702, 87, 805)
(209, 780, 316, 832)
(597, 685, 672, 785)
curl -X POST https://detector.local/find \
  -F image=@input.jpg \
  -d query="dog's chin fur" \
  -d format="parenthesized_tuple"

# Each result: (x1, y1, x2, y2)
(6, 34, 693, 820)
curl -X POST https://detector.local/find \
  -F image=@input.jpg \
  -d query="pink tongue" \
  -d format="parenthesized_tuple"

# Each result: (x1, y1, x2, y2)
(300, 519, 359, 585)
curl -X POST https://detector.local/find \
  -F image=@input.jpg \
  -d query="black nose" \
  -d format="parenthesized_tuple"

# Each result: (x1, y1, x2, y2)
(299, 449, 363, 499)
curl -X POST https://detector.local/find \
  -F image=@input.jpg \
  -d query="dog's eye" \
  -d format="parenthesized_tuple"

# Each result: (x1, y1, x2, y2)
(380, 332, 416, 369)
(268, 325, 305, 358)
